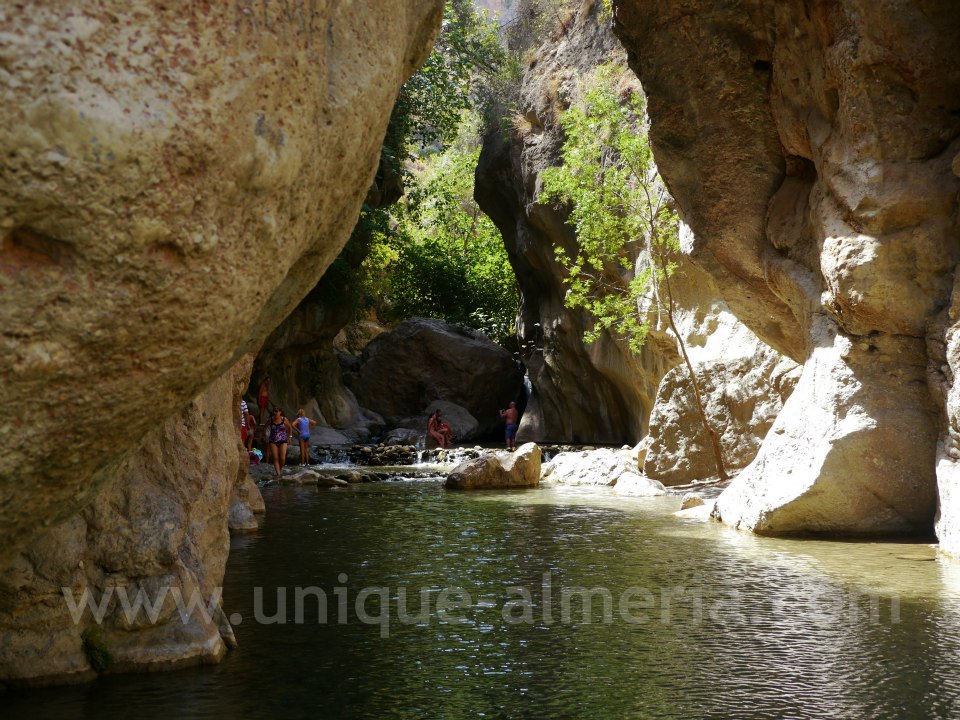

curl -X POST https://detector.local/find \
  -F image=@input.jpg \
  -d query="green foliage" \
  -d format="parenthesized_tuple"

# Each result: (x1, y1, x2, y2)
(363, 128, 518, 348)
(326, 1, 520, 347)
(540, 62, 681, 354)
(386, 0, 505, 170)
(81, 628, 114, 674)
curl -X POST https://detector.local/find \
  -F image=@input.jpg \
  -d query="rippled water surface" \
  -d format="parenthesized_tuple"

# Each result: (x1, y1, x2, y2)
(8, 480, 960, 719)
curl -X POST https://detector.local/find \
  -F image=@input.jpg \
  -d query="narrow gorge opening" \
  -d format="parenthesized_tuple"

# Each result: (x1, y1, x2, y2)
(3, 1, 960, 718)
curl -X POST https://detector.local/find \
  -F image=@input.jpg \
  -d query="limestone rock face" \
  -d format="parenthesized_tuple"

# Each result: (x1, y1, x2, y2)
(926, 270, 960, 554)
(475, 5, 668, 445)
(0, 1, 443, 562)
(445, 443, 541, 490)
(644, 345, 800, 484)
(252, 282, 367, 436)
(475, 3, 793, 458)
(614, 0, 960, 535)
(349, 318, 524, 439)
(0, 357, 254, 686)
(714, 318, 939, 534)
(542, 448, 663, 496)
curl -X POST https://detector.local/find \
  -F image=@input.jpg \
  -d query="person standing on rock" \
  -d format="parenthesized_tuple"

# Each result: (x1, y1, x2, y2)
(500, 401, 519, 451)
(267, 407, 293, 480)
(257, 376, 271, 425)
(293, 409, 317, 467)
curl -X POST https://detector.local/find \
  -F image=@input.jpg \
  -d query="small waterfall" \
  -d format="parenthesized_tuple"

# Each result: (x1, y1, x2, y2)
(313, 447, 354, 466)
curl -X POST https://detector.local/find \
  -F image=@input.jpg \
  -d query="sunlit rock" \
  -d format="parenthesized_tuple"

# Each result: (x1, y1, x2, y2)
(0, 0, 443, 564)
(615, 0, 960, 535)
(445, 443, 541, 490)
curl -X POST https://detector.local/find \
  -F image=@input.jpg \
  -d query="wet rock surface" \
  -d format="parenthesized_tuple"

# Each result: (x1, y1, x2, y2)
(0, 358, 260, 686)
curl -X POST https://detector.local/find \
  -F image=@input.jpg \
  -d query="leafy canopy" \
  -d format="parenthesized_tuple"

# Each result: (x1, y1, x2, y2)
(385, 0, 505, 168)
(365, 120, 518, 348)
(540, 62, 680, 354)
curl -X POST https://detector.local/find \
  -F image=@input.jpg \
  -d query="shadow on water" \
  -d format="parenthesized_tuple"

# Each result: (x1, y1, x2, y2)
(4, 481, 959, 719)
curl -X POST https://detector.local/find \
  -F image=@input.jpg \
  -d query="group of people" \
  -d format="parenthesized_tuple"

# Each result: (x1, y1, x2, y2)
(242, 377, 318, 480)
(427, 401, 520, 451)
(246, 377, 524, 479)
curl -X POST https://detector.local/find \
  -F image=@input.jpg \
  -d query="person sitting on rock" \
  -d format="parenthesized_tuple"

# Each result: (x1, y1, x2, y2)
(428, 409, 452, 449)
(267, 407, 293, 480)
(499, 401, 519, 451)
(293, 409, 317, 467)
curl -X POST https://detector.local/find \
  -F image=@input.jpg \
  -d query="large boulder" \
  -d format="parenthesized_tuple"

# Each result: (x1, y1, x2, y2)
(0, 357, 254, 685)
(614, 0, 960, 535)
(541, 447, 664, 496)
(445, 444, 541, 490)
(0, 2, 444, 564)
(644, 347, 800, 484)
(350, 318, 524, 438)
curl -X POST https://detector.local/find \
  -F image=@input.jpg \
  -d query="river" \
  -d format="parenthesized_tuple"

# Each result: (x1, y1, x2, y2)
(6, 478, 960, 719)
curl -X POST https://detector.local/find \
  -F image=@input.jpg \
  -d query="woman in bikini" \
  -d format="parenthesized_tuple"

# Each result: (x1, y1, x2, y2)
(267, 406, 294, 480)
(428, 409, 453, 448)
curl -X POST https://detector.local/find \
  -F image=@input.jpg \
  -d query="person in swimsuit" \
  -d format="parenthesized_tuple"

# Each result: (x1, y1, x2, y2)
(499, 401, 519, 451)
(293, 409, 317, 467)
(427, 409, 452, 449)
(243, 405, 258, 451)
(267, 406, 293, 479)
(257, 376, 271, 425)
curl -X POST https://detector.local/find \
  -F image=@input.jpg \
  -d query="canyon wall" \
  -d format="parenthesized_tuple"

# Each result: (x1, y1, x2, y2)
(614, 0, 960, 535)
(0, 357, 260, 686)
(251, 237, 378, 443)
(475, 6, 663, 444)
(0, 0, 443, 684)
(0, 0, 443, 565)
(476, 1, 795, 459)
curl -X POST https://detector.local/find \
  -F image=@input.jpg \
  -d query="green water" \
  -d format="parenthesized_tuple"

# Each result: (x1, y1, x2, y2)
(7, 480, 960, 719)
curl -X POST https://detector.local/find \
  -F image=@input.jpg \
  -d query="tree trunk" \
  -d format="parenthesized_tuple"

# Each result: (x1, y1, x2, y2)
(657, 254, 729, 482)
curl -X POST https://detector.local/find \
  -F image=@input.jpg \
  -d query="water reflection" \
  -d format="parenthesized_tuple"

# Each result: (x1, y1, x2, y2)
(4, 482, 959, 719)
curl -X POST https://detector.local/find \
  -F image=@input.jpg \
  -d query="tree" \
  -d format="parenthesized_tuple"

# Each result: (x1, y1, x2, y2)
(540, 63, 728, 481)
(369, 125, 519, 349)
(337, 0, 517, 346)
(384, 0, 505, 170)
